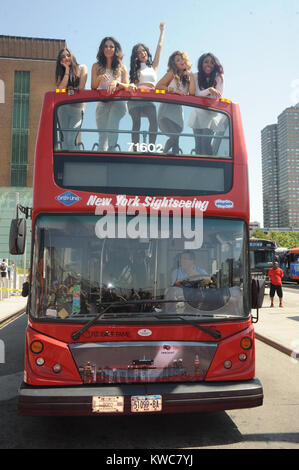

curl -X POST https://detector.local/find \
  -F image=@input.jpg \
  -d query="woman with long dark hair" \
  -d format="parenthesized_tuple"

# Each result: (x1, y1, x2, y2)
(195, 53, 223, 98)
(188, 52, 224, 155)
(91, 37, 128, 151)
(56, 48, 87, 91)
(55, 48, 87, 149)
(156, 50, 195, 154)
(128, 23, 165, 145)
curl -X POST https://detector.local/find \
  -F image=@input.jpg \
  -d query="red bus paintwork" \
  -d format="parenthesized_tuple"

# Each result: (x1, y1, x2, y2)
(19, 90, 262, 416)
(32, 90, 249, 222)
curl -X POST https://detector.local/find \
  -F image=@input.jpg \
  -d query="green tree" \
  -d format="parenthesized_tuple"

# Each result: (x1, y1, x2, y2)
(251, 230, 299, 249)
(251, 229, 270, 240)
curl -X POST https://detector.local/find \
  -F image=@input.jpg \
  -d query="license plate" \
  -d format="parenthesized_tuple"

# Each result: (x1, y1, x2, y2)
(131, 395, 162, 413)
(92, 396, 124, 413)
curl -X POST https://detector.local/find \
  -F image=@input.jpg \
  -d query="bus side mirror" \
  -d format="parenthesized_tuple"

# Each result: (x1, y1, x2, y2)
(251, 279, 265, 322)
(9, 218, 27, 255)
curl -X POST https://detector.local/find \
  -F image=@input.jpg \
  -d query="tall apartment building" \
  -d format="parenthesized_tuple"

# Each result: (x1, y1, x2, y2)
(261, 124, 279, 227)
(0, 35, 65, 262)
(277, 105, 299, 227)
(261, 103, 299, 229)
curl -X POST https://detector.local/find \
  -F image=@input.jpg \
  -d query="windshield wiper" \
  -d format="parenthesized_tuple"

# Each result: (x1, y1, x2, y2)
(72, 299, 221, 341)
(72, 303, 117, 341)
(150, 313, 221, 339)
(101, 312, 221, 339)
(72, 299, 165, 340)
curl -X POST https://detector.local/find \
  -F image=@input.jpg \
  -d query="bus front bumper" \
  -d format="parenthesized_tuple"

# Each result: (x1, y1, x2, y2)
(18, 378, 263, 416)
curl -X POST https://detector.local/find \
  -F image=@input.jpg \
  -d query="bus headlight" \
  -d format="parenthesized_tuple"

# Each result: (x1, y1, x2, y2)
(224, 360, 232, 369)
(36, 357, 45, 366)
(238, 353, 247, 362)
(52, 364, 62, 374)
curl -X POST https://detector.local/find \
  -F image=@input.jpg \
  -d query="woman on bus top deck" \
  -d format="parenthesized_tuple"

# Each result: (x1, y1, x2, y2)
(91, 37, 129, 151)
(55, 48, 88, 150)
(156, 51, 195, 154)
(128, 22, 166, 145)
(188, 52, 224, 155)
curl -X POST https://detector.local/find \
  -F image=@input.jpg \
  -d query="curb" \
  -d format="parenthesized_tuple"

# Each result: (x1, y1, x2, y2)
(255, 332, 298, 359)
(0, 308, 26, 328)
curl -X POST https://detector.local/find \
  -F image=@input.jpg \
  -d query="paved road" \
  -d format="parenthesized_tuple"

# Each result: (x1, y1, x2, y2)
(0, 314, 298, 449)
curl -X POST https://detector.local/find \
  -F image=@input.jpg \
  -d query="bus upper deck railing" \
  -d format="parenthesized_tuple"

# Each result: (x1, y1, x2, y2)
(55, 126, 230, 157)
(53, 95, 231, 158)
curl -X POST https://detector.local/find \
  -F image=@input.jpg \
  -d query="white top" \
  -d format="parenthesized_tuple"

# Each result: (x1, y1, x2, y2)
(168, 77, 189, 94)
(68, 64, 86, 84)
(193, 72, 224, 97)
(137, 63, 157, 88)
(98, 69, 121, 90)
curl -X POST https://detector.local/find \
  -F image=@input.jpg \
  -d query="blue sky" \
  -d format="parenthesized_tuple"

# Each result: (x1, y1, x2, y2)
(1, 0, 299, 225)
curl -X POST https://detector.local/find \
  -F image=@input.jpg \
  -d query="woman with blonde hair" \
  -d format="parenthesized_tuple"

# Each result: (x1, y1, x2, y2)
(91, 37, 129, 151)
(55, 48, 87, 149)
(156, 51, 195, 154)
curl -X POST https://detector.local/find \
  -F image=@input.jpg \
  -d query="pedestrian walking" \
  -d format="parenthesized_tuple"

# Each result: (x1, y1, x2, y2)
(268, 261, 284, 307)
(0, 259, 8, 279)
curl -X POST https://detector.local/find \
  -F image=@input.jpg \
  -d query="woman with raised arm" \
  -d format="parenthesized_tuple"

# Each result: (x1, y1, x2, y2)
(128, 22, 165, 145)
(55, 48, 87, 150)
(91, 37, 129, 151)
(156, 50, 195, 154)
(188, 52, 224, 155)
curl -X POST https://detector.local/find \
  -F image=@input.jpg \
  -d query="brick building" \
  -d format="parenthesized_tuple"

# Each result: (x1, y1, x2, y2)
(0, 35, 65, 186)
(0, 35, 65, 263)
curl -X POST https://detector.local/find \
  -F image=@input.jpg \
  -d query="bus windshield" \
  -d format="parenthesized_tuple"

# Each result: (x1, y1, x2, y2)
(250, 249, 274, 269)
(54, 98, 231, 158)
(30, 215, 249, 321)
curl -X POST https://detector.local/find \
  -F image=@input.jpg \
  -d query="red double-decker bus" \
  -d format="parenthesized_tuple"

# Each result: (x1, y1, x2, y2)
(13, 88, 263, 415)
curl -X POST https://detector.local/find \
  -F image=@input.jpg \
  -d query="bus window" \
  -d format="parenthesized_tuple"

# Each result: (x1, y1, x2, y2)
(54, 99, 231, 159)
(30, 215, 248, 321)
(54, 154, 233, 197)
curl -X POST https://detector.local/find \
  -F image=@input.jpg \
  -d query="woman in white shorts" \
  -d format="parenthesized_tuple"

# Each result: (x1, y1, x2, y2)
(156, 51, 195, 154)
(91, 37, 129, 151)
(55, 48, 87, 150)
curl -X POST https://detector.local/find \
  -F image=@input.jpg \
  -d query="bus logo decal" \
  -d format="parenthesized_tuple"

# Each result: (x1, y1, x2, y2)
(138, 329, 152, 337)
(56, 191, 81, 206)
(215, 199, 234, 209)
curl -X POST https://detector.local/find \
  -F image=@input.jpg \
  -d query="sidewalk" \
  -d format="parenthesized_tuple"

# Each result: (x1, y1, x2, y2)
(254, 286, 299, 358)
(0, 287, 298, 359)
(0, 295, 27, 323)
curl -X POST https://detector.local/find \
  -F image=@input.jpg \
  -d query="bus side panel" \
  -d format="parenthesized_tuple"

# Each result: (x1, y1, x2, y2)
(231, 103, 249, 224)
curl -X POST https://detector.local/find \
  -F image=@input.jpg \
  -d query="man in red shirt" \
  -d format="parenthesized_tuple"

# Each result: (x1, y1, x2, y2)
(268, 261, 284, 307)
